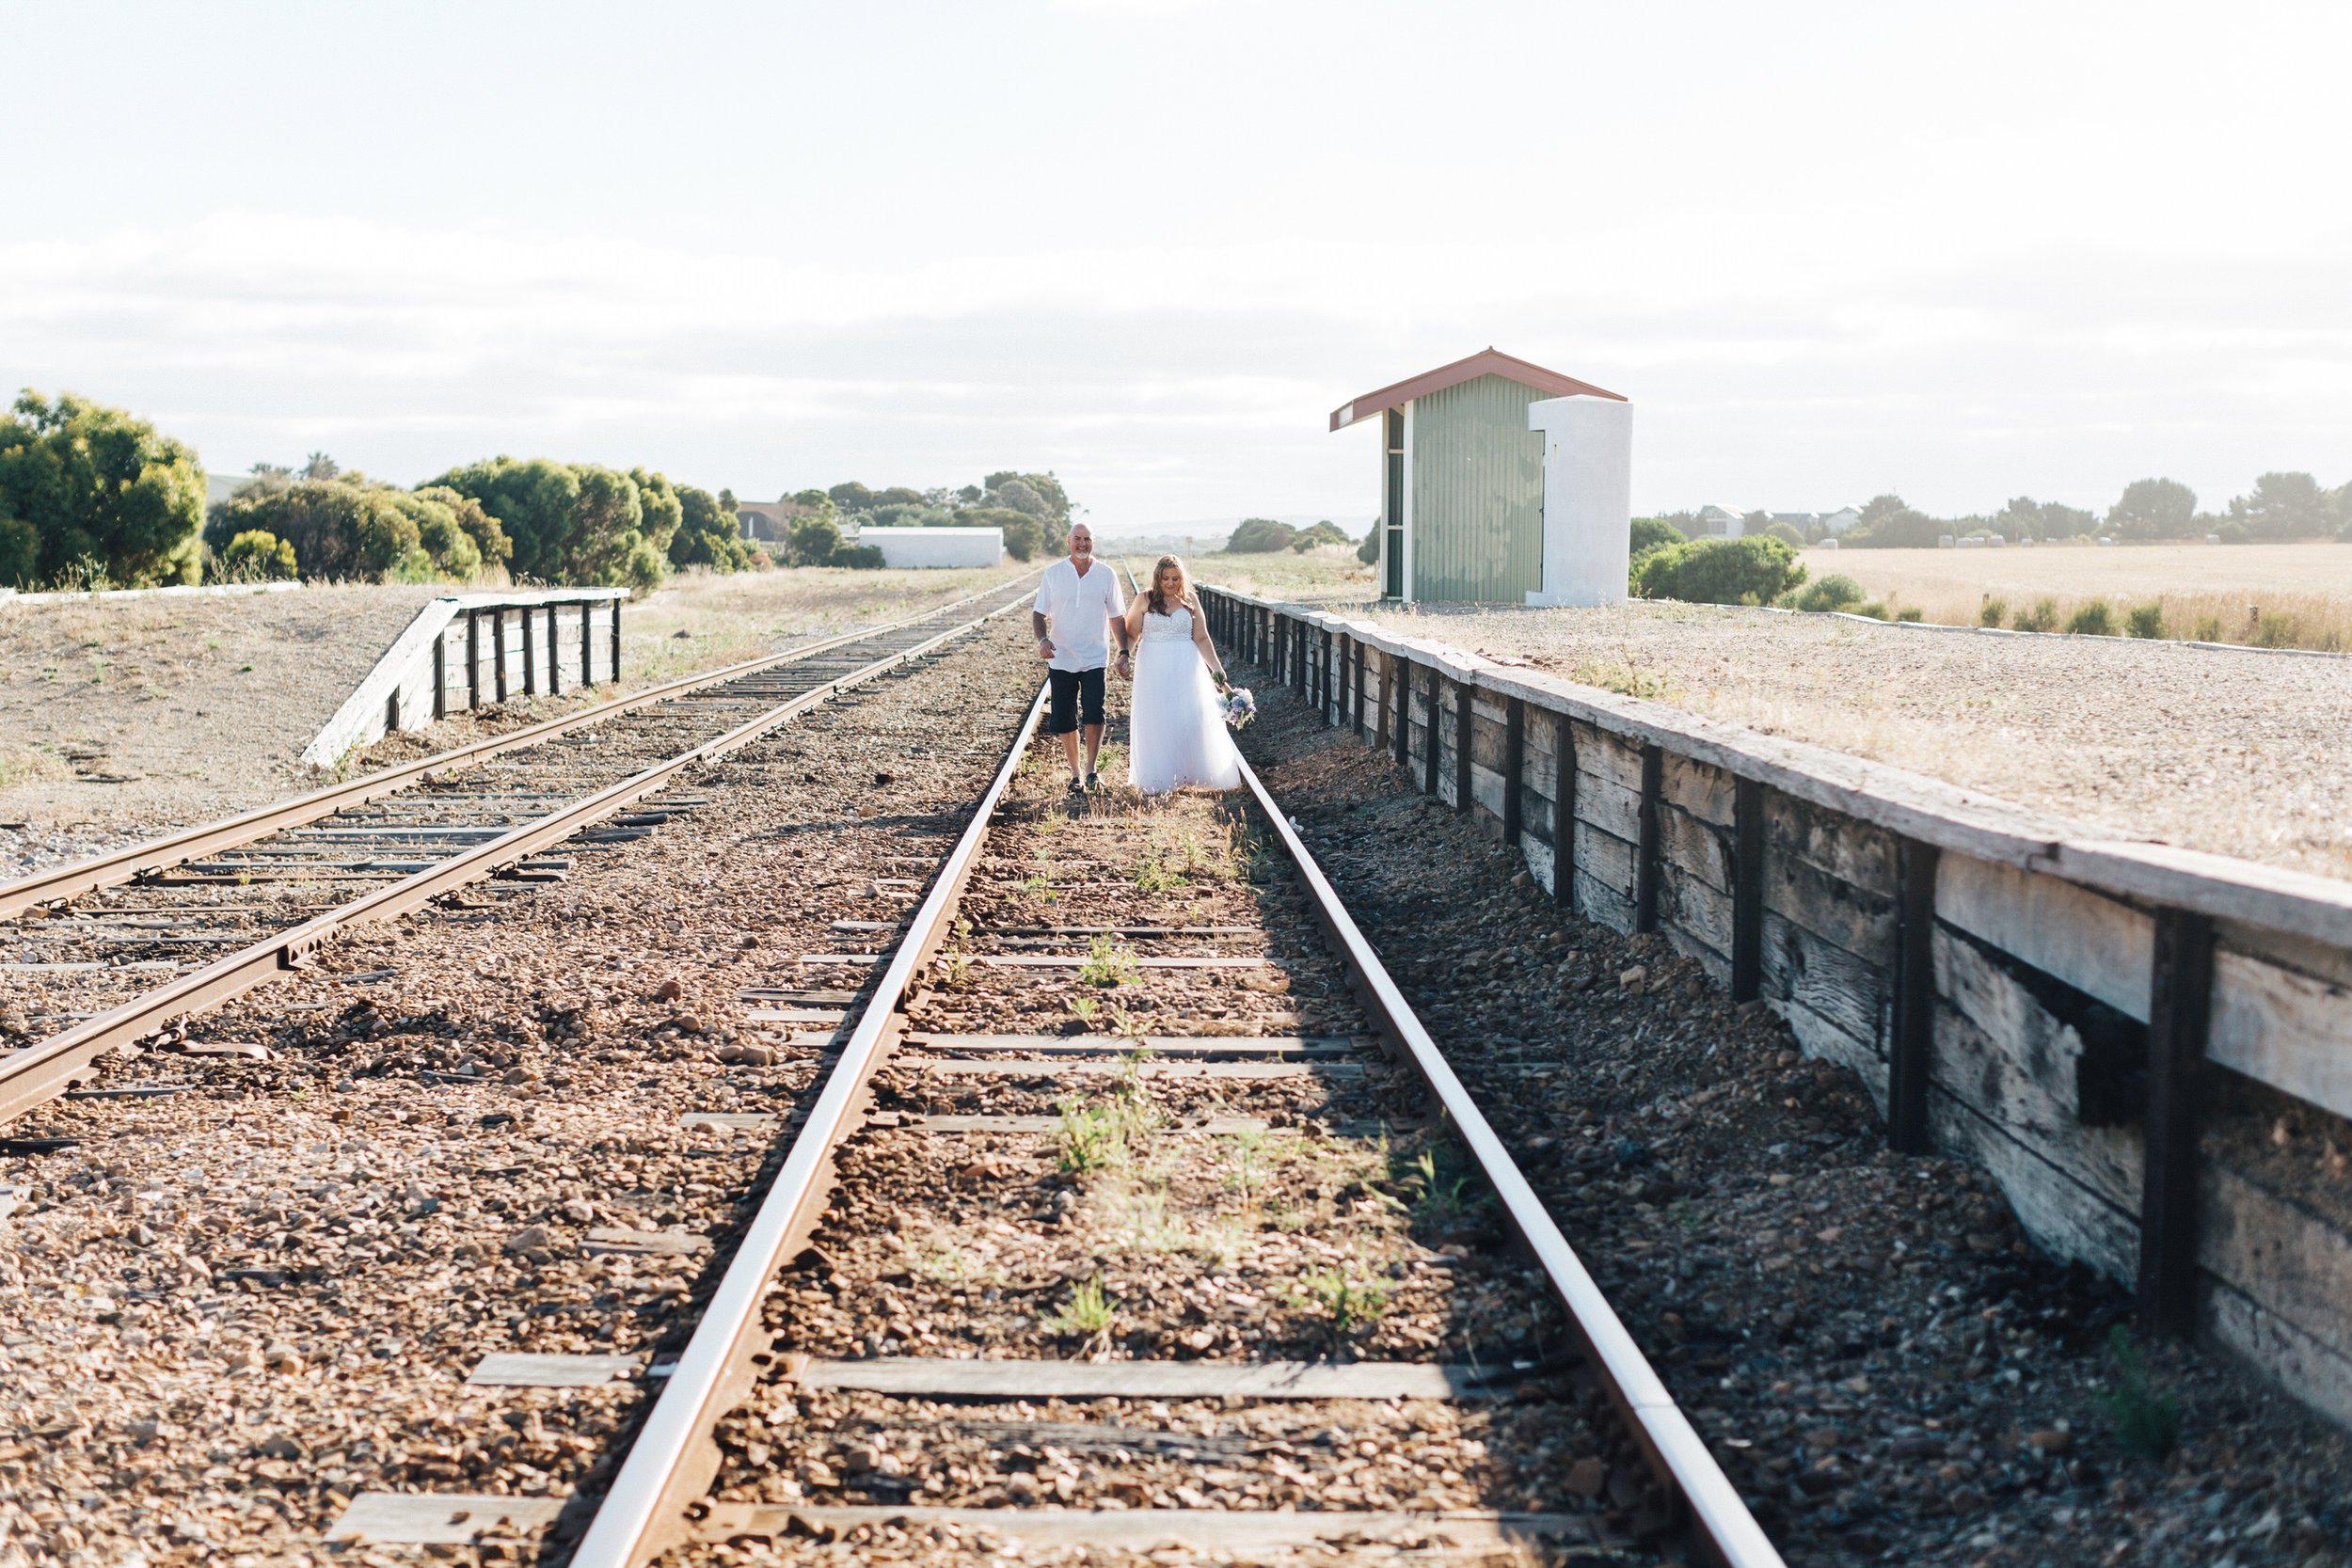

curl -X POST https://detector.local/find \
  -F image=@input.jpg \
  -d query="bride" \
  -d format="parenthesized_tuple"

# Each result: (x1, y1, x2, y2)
(1120, 555, 1243, 795)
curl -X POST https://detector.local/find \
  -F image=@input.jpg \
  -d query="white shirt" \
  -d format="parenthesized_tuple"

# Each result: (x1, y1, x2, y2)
(1033, 557, 1126, 673)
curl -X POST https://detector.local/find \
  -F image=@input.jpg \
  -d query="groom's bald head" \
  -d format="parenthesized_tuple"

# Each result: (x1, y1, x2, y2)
(1067, 524, 1093, 560)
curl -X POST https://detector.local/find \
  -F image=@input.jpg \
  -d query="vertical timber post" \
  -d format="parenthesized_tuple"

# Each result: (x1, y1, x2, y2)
(466, 610, 481, 710)
(1422, 666, 1440, 798)
(548, 605, 562, 696)
(432, 629, 447, 721)
(1502, 696, 1525, 850)
(1554, 711, 1578, 911)
(493, 607, 509, 703)
(1391, 655, 1408, 767)
(1633, 744, 1663, 933)
(1732, 777, 1764, 1003)
(387, 686, 401, 736)
(2140, 908, 2216, 1339)
(1887, 838, 1941, 1155)
(521, 601, 535, 693)
(1454, 677, 1472, 816)
(609, 600, 622, 687)
(580, 601, 595, 686)
(1353, 638, 1367, 739)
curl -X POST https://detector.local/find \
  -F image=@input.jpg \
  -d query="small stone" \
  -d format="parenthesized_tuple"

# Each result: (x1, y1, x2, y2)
(1889, 1436, 1946, 1461)
(1511, 871, 1534, 889)
(799, 1459, 836, 1487)
(1805, 1427, 1844, 1451)
(262, 1344, 304, 1373)
(1565, 1457, 1607, 1497)
(674, 1013, 705, 1034)
(1965, 1232, 2004, 1254)
(2026, 1429, 2074, 1453)
(738, 1044, 779, 1067)
(1618, 965, 1646, 992)
(560, 1199, 596, 1226)
(224, 1348, 259, 1371)
(501, 1067, 533, 1085)
(504, 1225, 551, 1253)
(654, 978, 686, 1002)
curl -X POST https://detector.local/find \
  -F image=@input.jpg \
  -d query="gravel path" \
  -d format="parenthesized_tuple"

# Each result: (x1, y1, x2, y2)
(0, 618, 1042, 1566)
(1238, 673, 2352, 1568)
(1343, 601, 2352, 883)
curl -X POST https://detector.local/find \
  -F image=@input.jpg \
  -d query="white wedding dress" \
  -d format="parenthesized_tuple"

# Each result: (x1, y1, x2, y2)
(1127, 606, 1243, 795)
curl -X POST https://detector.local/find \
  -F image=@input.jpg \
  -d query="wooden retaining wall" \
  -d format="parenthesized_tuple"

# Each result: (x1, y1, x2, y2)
(299, 590, 630, 769)
(1208, 586, 2352, 1431)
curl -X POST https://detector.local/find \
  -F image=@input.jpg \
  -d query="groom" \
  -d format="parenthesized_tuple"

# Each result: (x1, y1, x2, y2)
(1031, 522, 1133, 794)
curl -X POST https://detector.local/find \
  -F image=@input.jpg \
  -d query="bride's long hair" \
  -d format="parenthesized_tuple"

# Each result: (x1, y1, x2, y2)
(1145, 554, 1189, 616)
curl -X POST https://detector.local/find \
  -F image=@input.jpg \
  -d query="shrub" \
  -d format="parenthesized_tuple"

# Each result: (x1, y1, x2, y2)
(834, 544, 885, 569)
(667, 483, 755, 574)
(1795, 574, 1864, 612)
(1979, 596, 2009, 627)
(1629, 516, 1684, 554)
(424, 456, 673, 588)
(1897, 608, 1923, 622)
(2125, 602, 2166, 639)
(1764, 521, 1805, 546)
(0, 391, 206, 589)
(1227, 516, 1295, 553)
(1851, 601, 1890, 621)
(961, 505, 1042, 561)
(2015, 597, 2060, 633)
(1357, 521, 1379, 564)
(221, 529, 297, 580)
(1632, 535, 1806, 607)
(1290, 520, 1350, 553)
(2067, 600, 2114, 637)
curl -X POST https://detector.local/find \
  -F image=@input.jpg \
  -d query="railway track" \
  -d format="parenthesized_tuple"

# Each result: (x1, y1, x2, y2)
(0, 575, 1041, 1123)
(539, 578, 1779, 1567)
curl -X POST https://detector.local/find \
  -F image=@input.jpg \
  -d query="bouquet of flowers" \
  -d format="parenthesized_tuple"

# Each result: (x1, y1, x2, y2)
(1220, 687, 1257, 730)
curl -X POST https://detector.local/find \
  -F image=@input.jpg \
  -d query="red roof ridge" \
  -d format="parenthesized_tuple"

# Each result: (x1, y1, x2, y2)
(1330, 348, 1625, 432)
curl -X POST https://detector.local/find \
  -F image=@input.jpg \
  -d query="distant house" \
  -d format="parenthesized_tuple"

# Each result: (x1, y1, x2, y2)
(1329, 347, 1629, 603)
(1818, 506, 1861, 535)
(1694, 505, 1743, 537)
(1768, 512, 1815, 536)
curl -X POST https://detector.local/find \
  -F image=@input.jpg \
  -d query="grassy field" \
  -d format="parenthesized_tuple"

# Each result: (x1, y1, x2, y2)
(619, 561, 1036, 686)
(1174, 546, 1378, 604)
(1808, 542, 2352, 649)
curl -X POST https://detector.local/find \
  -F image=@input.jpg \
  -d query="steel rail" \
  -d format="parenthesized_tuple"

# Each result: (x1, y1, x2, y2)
(565, 681, 1050, 1568)
(0, 596, 1037, 1126)
(0, 573, 1038, 921)
(1232, 753, 1783, 1568)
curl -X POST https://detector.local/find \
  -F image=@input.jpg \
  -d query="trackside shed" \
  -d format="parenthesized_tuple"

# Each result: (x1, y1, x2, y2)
(1331, 348, 1629, 605)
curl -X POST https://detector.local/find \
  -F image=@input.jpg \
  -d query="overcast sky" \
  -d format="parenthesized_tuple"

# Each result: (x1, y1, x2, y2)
(3, 0, 2344, 528)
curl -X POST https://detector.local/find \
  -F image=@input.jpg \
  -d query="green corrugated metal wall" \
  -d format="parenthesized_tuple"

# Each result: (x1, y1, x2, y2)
(1409, 373, 1548, 602)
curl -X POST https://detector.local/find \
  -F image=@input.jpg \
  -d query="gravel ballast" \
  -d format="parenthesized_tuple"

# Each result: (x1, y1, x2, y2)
(1334, 600, 2352, 884)
(0, 618, 1041, 1565)
(1234, 671, 2352, 1568)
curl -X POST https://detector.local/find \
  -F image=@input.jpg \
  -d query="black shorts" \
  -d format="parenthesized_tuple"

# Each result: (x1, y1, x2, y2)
(1048, 666, 1105, 734)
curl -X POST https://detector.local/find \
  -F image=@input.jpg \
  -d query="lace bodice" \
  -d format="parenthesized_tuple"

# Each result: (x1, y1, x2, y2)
(1139, 605, 1194, 643)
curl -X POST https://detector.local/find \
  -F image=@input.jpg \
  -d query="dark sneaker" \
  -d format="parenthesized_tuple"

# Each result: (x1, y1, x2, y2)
(1087, 772, 1103, 792)
(1067, 776, 1086, 797)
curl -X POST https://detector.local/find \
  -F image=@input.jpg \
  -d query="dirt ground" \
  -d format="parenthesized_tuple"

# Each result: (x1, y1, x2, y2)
(0, 564, 1036, 864)
(1330, 598, 2352, 885)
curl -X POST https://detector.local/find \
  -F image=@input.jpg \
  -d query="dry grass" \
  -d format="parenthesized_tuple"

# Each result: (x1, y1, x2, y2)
(1812, 542, 2352, 651)
(1184, 546, 1379, 605)
(618, 562, 1035, 687)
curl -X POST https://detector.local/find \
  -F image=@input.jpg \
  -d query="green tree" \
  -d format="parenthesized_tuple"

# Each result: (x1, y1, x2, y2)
(0, 391, 206, 588)
(961, 505, 1042, 561)
(669, 483, 755, 572)
(1629, 516, 1685, 554)
(1763, 520, 1805, 546)
(872, 485, 926, 508)
(1632, 536, 1806, 605)
(2229, 472, 2328, 539)
(1227, 517, 1295, 553)
(208, 481, 421, 580)
(1290, 520, 1351, 552)
(1357, 520, 1380, 564)
(828, 481, 873, 512)
(2107, 478, 2197, 540)
(426, 457, 666, 589)
(1844, 494, 1939, 548)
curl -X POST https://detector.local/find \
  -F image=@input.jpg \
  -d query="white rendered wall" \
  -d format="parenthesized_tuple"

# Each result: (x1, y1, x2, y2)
(1525, 396, 1633, 608)
(857, 528, 1004, 568)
